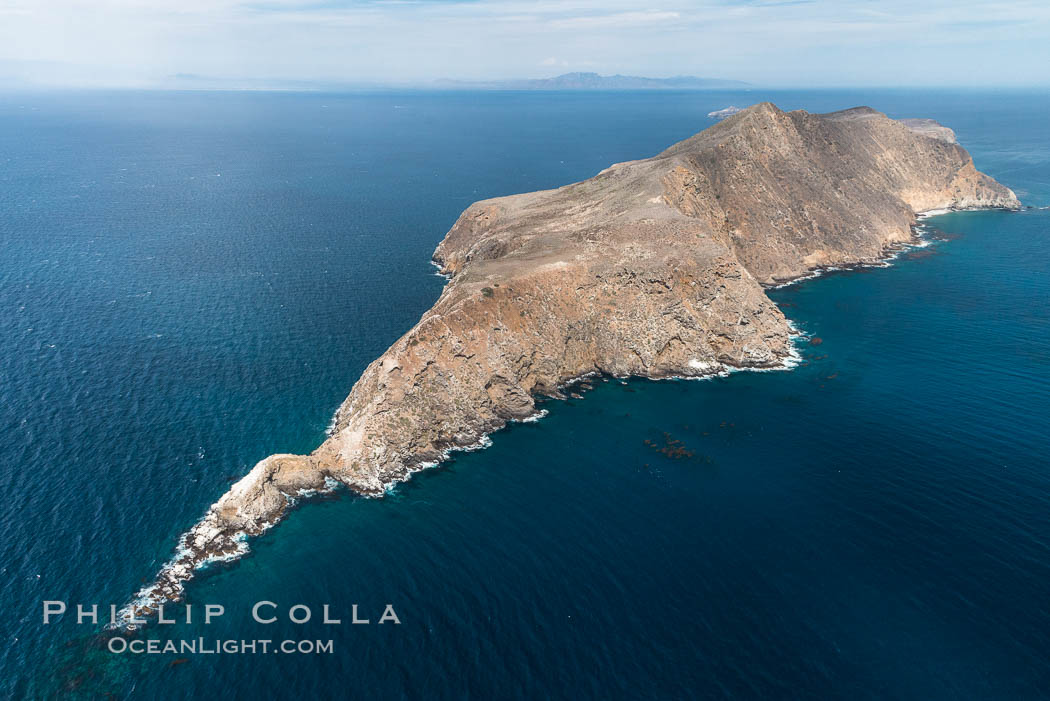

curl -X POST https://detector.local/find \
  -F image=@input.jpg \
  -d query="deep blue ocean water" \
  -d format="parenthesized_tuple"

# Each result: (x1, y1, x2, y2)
(1, 89, 1048, 699)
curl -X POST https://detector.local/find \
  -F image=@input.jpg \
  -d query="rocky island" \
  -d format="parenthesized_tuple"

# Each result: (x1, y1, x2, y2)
(127, 103, 1018, 618)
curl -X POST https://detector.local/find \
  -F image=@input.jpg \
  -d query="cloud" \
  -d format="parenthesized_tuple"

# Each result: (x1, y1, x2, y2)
(548, 10, 680, 29)
(0, 0, 1047, 88)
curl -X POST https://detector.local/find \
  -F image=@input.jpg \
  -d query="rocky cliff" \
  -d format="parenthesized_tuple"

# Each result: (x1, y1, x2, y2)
(128, 103, 1018, 616)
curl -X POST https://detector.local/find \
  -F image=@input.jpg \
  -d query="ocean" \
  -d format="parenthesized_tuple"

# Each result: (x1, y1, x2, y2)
(1, 88, 1048, 699)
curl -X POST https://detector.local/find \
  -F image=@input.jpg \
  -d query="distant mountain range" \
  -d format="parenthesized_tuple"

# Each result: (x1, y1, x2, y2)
(434, 72, 750, 90)
(136, 71, 749, 92)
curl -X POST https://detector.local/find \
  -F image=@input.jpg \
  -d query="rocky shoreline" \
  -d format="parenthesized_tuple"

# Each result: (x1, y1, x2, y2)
(122, 102, 1018, 625)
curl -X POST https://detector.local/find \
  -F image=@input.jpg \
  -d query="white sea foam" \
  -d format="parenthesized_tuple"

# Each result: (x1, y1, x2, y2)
(118, 538, 237, 625)
(519, 409, 549, 423)
(431, 260, 451, 280)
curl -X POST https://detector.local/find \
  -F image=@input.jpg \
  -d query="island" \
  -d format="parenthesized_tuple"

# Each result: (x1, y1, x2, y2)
(433, 72, 749, 90)
(127, 103, 1018, 618)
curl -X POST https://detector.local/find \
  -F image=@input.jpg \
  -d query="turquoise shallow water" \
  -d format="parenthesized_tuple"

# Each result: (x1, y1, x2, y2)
(2, 89, 1049, 699)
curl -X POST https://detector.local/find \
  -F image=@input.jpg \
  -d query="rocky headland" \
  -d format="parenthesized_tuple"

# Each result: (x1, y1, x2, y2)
(126, 103, 1018, 619)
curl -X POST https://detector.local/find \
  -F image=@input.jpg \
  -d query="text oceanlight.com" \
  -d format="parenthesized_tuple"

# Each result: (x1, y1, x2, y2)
(107, 638, 335, 655)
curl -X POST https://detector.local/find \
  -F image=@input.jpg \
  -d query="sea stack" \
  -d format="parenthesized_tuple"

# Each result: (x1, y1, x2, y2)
(129, 103, 1018, 616)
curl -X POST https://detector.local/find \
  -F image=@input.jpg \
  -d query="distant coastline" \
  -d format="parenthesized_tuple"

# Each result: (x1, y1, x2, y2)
(431, 72, 750, 91)
(149, 71, 751, 92)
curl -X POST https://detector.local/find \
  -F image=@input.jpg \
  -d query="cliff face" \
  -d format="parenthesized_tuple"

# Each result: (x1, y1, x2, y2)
(130, 103, 1018, 614)
(658, 104, 1012, 281)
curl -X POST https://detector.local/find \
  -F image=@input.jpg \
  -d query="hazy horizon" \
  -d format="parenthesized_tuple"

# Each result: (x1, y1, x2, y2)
(1, 0, 1048, 90)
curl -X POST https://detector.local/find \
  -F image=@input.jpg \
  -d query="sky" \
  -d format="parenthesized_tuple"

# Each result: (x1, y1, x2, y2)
(0, 0, 1047, 89)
